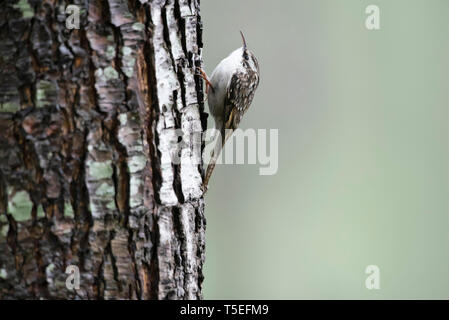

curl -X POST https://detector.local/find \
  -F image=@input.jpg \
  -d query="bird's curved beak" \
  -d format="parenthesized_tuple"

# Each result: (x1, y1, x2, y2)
(240, 31, 247, 50)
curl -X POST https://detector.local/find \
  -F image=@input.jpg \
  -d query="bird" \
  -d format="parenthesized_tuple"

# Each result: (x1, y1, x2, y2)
(198, 31, 260, 192)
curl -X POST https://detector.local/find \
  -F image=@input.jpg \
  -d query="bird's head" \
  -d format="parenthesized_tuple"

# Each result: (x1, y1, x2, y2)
(239, 31, 259, 73)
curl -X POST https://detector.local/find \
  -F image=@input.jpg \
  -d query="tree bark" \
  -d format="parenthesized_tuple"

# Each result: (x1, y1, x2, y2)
(0, 0, 206, 300)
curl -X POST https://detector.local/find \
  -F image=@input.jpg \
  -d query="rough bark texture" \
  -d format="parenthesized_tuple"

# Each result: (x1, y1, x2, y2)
(0, 0, 206, 299)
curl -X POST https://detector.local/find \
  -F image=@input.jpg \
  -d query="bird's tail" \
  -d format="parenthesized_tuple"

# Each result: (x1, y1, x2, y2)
(202, 128, 234, 193)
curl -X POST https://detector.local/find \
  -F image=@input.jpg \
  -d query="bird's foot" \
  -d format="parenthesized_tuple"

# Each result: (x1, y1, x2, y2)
(196, 67, 214, 94)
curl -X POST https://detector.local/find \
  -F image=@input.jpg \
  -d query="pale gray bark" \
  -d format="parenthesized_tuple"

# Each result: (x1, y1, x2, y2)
(0, 0, 206, 299)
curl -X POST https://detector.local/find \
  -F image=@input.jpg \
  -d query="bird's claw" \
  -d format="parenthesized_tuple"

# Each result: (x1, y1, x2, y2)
(195, 67, 214, 94)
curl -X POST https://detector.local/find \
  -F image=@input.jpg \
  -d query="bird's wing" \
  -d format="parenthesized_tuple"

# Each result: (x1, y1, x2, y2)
(224, 70, 260, 132)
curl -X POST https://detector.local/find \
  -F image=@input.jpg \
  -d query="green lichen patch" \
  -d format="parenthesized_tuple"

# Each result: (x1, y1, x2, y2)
(123, 12, 134, 20)
(121, 47, 136, 78)
(106, 201, 116, 210)
(123, 58, 136, 77)
(106, 46, 116, 60)
(64, 202, 74, 218)
(118, 113, 128, 126)
(36, 80, 58, 108)
(8, 190, 33, 222)
(95, 68, 106, 82)
(95, 182, 115, 198)
(0, 102, 20, 113)
(45, 263, 55, 274)
(89, 203, 101, 218)
(1, 225, 8, 237)
(103, 66, 119, 80)
(132, 22, 145, 31)
(13, 0, 34, 18)
(37, 205, 46, 218)
(88, 161, 113, 180)
(122, 46, 132, 56)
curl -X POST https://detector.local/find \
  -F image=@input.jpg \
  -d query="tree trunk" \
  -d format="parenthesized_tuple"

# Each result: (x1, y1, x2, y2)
(0, 0, 206, 300)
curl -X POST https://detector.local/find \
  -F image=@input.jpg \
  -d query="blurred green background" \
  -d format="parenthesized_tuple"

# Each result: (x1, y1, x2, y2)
(201, 0, 449, 299)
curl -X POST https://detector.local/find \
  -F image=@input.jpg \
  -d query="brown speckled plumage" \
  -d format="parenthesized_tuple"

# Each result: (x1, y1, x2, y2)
(225, 67, 260, 130)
